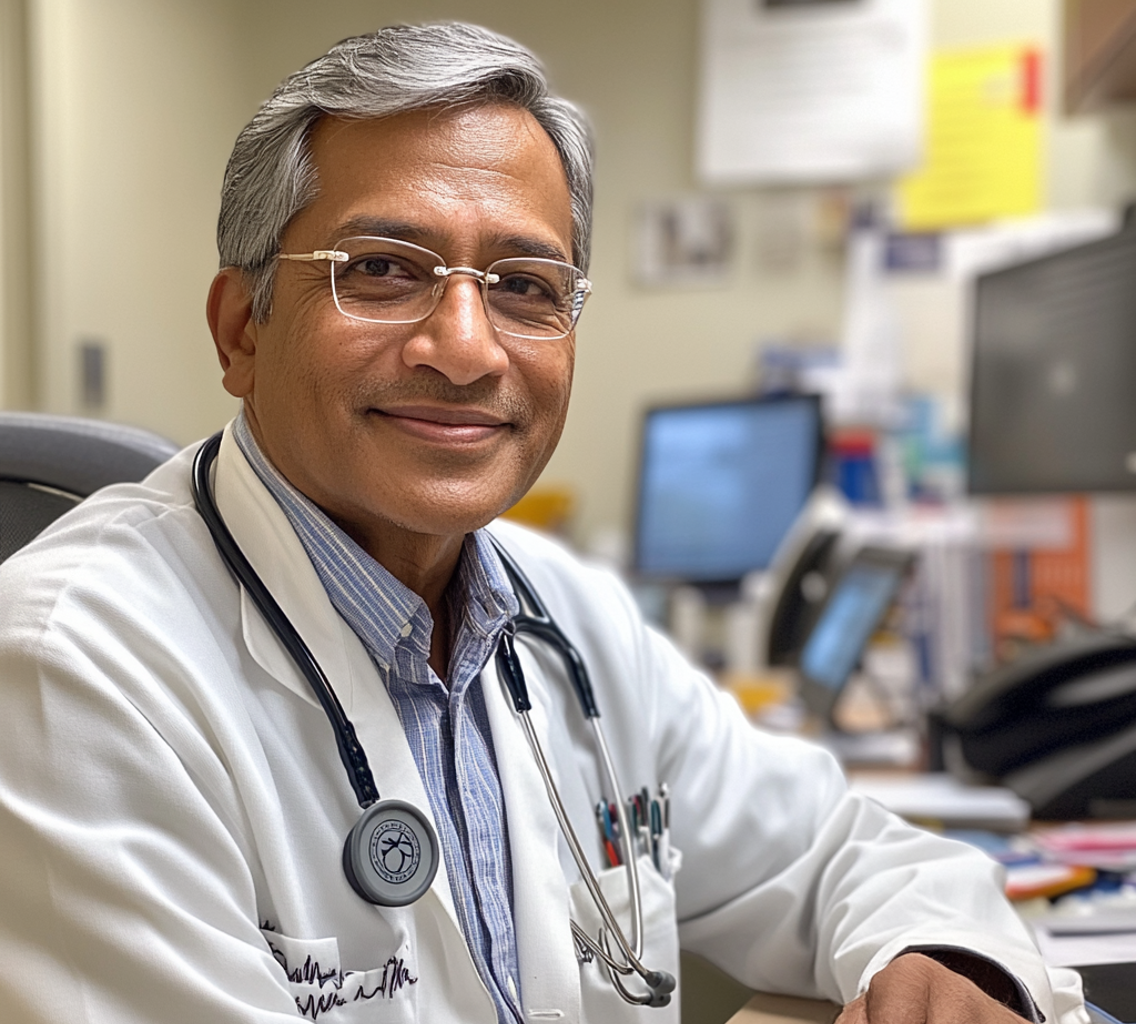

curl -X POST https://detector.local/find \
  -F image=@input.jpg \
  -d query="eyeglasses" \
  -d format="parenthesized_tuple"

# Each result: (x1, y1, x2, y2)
(278, 236, 591, 341)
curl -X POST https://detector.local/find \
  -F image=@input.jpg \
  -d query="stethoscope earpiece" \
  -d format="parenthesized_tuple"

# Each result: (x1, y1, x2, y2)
(645, 970, 677, 1007)
(342, 799, 440, 907)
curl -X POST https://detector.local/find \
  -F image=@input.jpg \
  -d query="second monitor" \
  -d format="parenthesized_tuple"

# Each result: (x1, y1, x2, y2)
(633, 394, 824, 586)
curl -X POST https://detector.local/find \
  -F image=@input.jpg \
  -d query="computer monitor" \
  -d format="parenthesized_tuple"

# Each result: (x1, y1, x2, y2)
(632, 394, 824, 586)
(797, 545, 913, 725)
(968, 212, 1136, 495)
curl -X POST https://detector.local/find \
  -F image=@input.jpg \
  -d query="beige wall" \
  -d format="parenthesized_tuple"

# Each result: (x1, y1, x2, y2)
(6, 0, 1136, 550)
(0, 0, 34, 408)
(24, 0, 248, 435)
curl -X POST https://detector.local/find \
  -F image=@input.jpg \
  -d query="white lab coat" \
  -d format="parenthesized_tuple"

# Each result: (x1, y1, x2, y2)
(0, 427, 1085, 1024)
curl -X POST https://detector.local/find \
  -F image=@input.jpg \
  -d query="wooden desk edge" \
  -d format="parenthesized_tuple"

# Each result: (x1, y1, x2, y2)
(727, 991, 841, 1024)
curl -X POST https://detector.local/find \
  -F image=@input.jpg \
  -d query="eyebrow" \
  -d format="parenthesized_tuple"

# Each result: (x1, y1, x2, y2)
(488, 233, 571, 264)
(331, 218, 573, 265)
(335, 217, 427, 242)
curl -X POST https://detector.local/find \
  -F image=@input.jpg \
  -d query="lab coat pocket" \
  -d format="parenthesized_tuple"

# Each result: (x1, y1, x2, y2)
(569, 851, 682, 1023)
(262, 929, 420, 1023)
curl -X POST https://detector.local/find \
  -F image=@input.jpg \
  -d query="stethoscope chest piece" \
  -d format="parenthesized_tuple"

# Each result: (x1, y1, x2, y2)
(342, 799, 440, 907)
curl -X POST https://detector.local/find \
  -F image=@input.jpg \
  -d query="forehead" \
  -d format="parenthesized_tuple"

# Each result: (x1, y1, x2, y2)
(287, 104, 575, 260)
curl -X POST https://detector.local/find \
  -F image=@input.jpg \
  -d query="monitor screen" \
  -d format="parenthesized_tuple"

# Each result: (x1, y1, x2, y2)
(797, 546, 912, 723)
(633, 395, 823, 584)
(968, 218, 1136, 494)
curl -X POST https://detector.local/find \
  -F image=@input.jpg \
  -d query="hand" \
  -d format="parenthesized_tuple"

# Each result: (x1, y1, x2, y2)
(835, 953, 1027, 1024)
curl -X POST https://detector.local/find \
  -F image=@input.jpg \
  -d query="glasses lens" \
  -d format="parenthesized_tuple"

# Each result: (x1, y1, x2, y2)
(485, 259, 586, 339)
(331, 237, 441, 323)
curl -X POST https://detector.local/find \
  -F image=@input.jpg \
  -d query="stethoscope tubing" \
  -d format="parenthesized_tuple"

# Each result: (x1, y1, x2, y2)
(489, 540, 661, 994)
(192, 432, 380, 808)
(513, 705, 647, 969)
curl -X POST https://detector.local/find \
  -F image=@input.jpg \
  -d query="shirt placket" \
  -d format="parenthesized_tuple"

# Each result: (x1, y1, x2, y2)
(391, 624, 521, 1024)
(233, 416, 527, 1024)
(449, 669, 523, 1021)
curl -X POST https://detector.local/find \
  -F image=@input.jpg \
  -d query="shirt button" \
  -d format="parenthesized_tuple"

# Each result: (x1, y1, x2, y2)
(400, 622, 413, 638)
(507, 975, 519, 1002)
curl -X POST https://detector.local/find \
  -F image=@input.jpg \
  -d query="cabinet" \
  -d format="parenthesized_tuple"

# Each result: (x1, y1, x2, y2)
(1064, 0, 1136, 112)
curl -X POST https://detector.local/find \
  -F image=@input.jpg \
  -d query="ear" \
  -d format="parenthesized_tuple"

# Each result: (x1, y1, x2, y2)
(207, 268, 259, 399)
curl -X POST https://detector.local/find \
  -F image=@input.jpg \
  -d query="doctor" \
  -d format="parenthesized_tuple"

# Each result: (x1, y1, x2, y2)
(0, 22, 1084, 1024)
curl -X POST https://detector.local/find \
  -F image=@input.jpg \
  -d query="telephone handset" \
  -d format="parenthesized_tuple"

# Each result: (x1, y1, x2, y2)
(934, 633, 1136, 819)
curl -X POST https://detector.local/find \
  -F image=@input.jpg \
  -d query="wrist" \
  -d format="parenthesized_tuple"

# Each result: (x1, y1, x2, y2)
(895, 946, 1043, 1023)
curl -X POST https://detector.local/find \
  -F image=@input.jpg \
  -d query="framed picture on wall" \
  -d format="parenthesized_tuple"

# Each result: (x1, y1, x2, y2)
(634, 195, 736, 287)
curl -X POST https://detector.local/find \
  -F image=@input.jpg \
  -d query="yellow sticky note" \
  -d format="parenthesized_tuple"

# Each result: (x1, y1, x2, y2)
(897, 44, 1043, 231)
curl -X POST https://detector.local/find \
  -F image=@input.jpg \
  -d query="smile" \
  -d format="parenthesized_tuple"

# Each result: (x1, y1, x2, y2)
(370, 405, 511, 444)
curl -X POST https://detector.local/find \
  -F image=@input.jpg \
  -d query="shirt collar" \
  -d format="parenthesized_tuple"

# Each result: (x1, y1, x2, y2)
(231, 410, 518, 673)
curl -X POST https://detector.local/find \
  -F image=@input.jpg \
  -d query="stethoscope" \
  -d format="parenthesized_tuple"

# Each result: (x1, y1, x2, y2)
(191, 432, 676, 1008)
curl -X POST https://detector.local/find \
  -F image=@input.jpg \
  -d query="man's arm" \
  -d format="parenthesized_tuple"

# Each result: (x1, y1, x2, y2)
(522, 541, 1086, 1024)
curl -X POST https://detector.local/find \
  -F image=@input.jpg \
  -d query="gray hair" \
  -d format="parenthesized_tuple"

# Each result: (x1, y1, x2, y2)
(217, 22, 595, 322)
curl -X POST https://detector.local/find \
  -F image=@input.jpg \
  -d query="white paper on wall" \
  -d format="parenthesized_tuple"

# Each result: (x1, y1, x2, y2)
(697, 0, 928, 185)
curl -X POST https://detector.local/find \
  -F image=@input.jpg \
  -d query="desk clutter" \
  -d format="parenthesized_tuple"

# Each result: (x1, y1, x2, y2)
(624, 283, 1136, 1023)
(675, 492, 1136, 823)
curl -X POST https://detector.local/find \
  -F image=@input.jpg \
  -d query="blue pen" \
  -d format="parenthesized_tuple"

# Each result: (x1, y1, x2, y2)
(599, 799, 614, 838)
(650, 799, 662, 870)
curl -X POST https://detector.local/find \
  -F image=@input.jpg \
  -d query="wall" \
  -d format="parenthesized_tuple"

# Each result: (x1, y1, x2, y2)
(0, 0, 34, 408)
(24, 0, 249, 441)
(8, 0, 1136, 557)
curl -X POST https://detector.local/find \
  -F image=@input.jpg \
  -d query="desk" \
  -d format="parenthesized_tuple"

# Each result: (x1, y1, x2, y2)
(682, 950, 840, 1024)
(727, 992, 840, 1024)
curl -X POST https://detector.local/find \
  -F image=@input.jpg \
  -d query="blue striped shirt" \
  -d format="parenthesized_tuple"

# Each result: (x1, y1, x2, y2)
(233, 413, 523, 1023)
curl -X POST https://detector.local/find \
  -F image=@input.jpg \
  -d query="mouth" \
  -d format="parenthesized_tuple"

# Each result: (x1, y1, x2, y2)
(370, 404, 511, 444)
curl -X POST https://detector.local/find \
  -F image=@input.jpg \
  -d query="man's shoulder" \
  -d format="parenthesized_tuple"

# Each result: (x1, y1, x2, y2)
(484, 518, 623, 595)
(0, 443, 211, 629)
(482, 518, 644, 639)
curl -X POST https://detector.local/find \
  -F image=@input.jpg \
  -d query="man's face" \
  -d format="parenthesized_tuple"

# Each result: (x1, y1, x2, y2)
(216, 104, 577, 551)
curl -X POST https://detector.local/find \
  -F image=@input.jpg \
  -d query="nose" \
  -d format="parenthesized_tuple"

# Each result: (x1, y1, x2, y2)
(401, 272, 509, 385)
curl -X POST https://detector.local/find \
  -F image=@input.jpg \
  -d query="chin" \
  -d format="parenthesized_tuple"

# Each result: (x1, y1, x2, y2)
(382, 491, 515, 539)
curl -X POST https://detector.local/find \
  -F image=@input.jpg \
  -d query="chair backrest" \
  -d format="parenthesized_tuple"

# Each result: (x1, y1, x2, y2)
(0, 412, 181, 563)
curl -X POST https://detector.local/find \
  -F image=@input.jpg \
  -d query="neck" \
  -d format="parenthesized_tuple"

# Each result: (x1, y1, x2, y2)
(330, 516, 465, 680)
(238, 411, 469, 679)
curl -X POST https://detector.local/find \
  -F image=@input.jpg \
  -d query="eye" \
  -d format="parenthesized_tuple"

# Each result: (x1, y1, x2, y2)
(347, 254, 417, 279)
(495, 272, 557, 302)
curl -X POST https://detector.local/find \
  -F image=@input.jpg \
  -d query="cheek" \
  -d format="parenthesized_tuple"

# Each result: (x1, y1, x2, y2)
(518, 347, 574, 456)
(547, 348, 575, 428)
(261, 320, 372, 412)
(524, 338, 573, 403)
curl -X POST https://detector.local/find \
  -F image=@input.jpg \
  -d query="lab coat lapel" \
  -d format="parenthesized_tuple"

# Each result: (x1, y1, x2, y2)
(211, 428, 467, 932)
(214, 428, 349, 710)
(483, 645, 581, 1023)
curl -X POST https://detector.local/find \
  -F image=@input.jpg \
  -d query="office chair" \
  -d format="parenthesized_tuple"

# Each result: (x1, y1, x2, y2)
(0, 412, 180, 563)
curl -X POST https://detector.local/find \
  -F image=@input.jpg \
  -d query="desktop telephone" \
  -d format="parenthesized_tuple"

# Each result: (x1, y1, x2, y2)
(765, 526, 842, 667)
(932, 633, 1136, 819)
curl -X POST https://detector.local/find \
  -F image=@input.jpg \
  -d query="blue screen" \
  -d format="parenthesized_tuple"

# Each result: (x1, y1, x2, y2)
(799, 562, 901, 691)
(635, 398, 819, 581)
